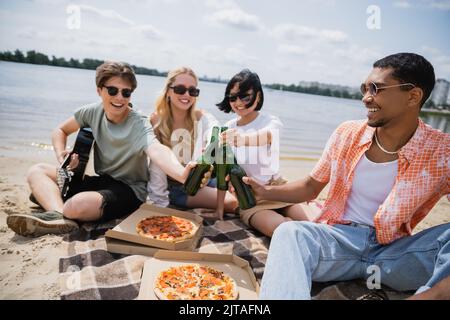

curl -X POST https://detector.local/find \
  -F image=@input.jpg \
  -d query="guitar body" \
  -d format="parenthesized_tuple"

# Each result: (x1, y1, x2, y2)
(60, 127, 95, 197)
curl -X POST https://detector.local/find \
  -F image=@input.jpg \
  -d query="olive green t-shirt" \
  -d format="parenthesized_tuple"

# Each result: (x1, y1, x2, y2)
(74, 102, 155, 202)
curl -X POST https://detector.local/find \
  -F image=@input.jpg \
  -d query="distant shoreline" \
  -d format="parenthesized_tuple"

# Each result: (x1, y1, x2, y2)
(1, 49, 360, 100)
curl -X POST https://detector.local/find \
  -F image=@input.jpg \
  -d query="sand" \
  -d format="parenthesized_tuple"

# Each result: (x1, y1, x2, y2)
(0, 155, 448, 299)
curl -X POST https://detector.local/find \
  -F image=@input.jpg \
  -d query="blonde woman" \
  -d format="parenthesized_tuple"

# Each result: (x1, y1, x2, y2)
(148, 67, 238, 214)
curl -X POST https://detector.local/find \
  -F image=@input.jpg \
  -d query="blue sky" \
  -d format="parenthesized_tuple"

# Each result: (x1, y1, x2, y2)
(1, 0, 449, 87)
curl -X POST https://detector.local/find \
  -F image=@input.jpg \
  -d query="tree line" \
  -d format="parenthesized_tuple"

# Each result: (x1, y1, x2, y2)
(0, 49, 360, 100)
(265, 83, 361, 100)
(0, 49, 166, 77)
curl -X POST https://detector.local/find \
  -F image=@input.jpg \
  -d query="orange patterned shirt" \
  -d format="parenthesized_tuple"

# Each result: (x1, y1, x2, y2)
(310, 119, 449, 244)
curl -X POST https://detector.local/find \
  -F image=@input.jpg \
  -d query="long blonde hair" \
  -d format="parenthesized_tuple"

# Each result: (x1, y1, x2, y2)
(153, 67, 198, 163)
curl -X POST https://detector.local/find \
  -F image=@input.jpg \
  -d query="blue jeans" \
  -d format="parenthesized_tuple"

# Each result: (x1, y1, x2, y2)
(259, 221, 450, 299)
(168, 178, 217, 208)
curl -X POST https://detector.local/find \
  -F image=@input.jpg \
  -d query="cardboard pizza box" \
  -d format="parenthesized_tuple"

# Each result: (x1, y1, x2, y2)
(137, 250, 259, 300)
(105, 203, 203, 251)
(105, 237, 160, 256)
(105, 229, 202, 257)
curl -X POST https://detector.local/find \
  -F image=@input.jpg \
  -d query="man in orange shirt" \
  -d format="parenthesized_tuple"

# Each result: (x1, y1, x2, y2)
(244, 53, 449, 299)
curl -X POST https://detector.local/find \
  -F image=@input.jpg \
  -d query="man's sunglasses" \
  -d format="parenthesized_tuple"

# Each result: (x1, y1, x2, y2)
(360, 82, 415, 97)
(228, 92, 253, 103)
(169, 85, 200, 97)
(104, 86, 133, 98)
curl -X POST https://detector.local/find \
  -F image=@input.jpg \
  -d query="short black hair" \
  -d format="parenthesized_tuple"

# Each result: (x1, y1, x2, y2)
(216, 69, 264, 113)
(373, 53, 435, 109)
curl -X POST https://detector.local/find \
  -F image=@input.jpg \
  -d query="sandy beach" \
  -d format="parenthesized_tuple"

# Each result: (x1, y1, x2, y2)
(0, 154, 448, 299)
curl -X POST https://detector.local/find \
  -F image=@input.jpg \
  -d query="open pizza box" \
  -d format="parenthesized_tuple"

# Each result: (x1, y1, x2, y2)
(137, 250, 260, 300)
(105, 203, 203, 252)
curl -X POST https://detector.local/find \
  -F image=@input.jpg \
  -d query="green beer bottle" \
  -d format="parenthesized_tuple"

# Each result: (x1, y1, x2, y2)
(215, 127, 231, 191)
(219, 135, 256, 210)
(229, 162, 257, 210)
(183, 126, 220, 196)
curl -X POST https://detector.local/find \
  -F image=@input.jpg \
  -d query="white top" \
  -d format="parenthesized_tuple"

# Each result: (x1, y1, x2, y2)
(147, 111, 219, 206)
(342, 153, 398, 226)
(225, 112, 283, 185)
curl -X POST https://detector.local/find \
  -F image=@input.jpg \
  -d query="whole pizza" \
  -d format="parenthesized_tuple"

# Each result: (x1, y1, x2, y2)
(136, 215, 198, 242)
(154, 264, 239, 300)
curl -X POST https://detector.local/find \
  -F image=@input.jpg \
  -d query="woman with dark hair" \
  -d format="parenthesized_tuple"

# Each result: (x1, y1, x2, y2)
(216, 69, 321, 236)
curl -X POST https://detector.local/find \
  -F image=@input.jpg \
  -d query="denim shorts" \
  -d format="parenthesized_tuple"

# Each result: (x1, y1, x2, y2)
(64, 174, 143, 221)
(168, 178, 217, 208)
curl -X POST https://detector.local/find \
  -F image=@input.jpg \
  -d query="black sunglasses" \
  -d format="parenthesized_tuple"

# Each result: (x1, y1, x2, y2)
(228, 92, 253, 103)
(104, 86, 133, 98)
(169, 85, 200, 97)
(360, 82, 415, 97)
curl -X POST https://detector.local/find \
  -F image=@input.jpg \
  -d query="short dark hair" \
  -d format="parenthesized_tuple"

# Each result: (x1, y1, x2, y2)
(216, 69, 264, 113)
(373, 53, 435, 108)
(95, 61, 137, 91)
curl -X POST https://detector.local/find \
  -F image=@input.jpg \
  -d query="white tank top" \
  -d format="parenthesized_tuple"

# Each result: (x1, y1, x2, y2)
(342, 153, 398, 226)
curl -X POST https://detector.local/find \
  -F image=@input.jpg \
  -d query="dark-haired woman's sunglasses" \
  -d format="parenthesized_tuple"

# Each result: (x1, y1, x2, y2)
(360, 82, 415, 97)
(104, 86, 133, 98)
(228, 92, 253, 103)
(169, 85, 200, 97)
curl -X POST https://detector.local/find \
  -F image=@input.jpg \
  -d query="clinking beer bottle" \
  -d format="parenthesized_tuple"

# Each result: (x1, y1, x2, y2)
(215, 127, 230, 191)
(211, 127, 228, 180)
(229, 163, 257, 210)
(183, 126, 220, 196)
(219, 132, 256, 210)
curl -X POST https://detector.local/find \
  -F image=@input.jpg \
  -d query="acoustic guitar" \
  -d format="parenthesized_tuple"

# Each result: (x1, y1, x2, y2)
(58, 127, 95, 197)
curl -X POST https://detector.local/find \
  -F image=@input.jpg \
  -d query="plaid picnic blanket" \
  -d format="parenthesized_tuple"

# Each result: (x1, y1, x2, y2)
(58, 207, 410, 300)
(58, 210, 270, 300)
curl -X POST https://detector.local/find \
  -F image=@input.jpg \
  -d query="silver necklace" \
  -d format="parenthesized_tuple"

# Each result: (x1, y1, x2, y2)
(374, 130, 399, 155)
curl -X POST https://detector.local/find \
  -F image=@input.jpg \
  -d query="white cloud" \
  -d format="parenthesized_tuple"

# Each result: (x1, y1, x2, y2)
(204, 0, 237, 10)
(29, 0, 67, 5)
(421, 46, 450, 77)
(79, 5, 135, 26)
(77, 5, 165, 41)
(206, 8, 263, 31)
(277, 44, 309, 55)
(203, 0, 263, 31)
(271, 24, 348, 43)
(271, 22, 381, 86)
(393, 1, 412, 8)
(393, 0, 450, 10)
(201, 44, 259, 66)
(17, 28, 76, 43)
(430, 0, 450, 10)
(132, 25, 163, 40)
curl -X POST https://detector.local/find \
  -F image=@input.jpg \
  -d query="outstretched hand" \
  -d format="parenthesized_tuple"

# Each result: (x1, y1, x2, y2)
(242, 176, 265, 201)
(183, 162, 213, 188)
(226, 174, 265, 202)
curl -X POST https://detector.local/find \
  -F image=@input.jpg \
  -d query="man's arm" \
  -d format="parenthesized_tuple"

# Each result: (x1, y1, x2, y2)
(52, 116, 80, 164)
(243, 175, 327, 204)
(146, 141, 211, 184)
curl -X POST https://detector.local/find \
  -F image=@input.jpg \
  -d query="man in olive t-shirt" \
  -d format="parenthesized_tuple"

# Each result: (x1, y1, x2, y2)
(7, 61, 210, 237)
